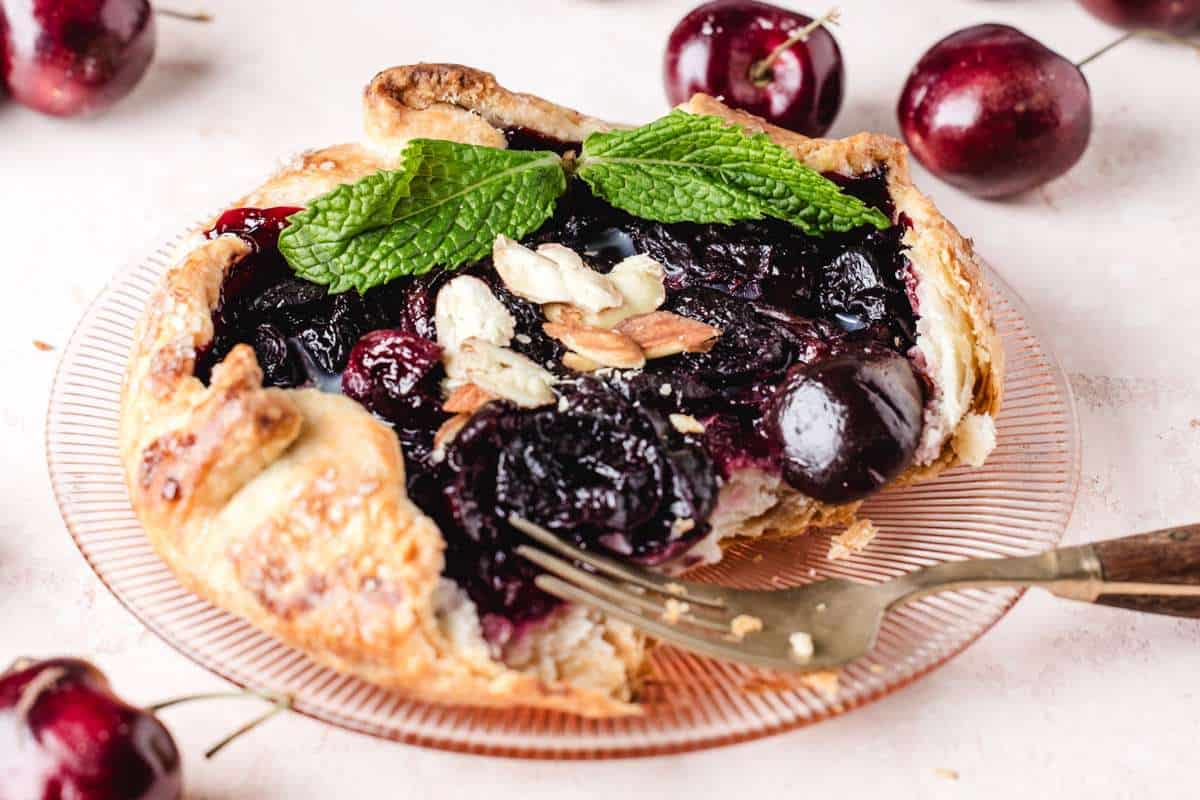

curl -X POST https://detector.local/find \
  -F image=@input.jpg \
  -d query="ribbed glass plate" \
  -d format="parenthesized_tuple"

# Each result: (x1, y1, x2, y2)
(46, 231, 1079, 758)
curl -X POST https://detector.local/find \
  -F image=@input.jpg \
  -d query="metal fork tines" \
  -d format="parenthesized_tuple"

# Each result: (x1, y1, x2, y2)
(509, 516, 845, 672)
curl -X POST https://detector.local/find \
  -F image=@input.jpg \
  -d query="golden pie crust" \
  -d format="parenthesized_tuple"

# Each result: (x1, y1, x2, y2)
(119, 64, 1003, 717)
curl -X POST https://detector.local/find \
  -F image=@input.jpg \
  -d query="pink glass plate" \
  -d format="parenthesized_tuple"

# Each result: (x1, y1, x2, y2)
(46, 231, 1079, 758)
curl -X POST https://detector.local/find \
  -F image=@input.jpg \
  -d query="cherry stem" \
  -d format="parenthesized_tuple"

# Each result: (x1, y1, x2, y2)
(157, 7, 213, 22)
(148, 687, 293, 759)
(749, 7, 841, 85)
(204, 695, 292, 760)
(1076, 28, 1200, 68)
(146, 688, 278, 712)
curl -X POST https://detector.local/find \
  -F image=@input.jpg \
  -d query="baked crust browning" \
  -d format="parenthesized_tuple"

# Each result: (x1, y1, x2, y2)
(120, 64, 1003, 717)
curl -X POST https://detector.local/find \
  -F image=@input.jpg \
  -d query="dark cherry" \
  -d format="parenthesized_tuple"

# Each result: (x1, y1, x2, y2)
(897, 24, 1092, 198)
(1076, 0, 1200, 32)
(2, 0, 156, 117)
(0, 658, 181, 800)
(341, 329, 446, 453)
(766, 349, 924, 503)
(438, 378, 716, 625)
(663, 0, 843, 137)
(209, 206, 303, 252)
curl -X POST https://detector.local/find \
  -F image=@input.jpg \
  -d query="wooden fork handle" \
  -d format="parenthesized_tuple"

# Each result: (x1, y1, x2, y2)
(1087, 525, 1200, 618)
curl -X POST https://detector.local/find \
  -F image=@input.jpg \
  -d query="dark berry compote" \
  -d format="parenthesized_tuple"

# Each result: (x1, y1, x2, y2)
(195, 132, 925, 645)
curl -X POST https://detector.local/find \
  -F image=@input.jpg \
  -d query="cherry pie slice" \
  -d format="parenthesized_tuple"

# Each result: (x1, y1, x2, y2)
(120, 64, 1001, 716)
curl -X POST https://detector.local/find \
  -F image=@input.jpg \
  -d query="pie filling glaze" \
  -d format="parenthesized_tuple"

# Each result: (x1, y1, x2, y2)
(194, 130, 925, 640)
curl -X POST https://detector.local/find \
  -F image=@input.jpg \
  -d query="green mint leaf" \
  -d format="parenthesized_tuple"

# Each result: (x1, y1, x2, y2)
(280, 140, 566, 293)
(277, 169, 415, 287)
(576, 110, 890, 235)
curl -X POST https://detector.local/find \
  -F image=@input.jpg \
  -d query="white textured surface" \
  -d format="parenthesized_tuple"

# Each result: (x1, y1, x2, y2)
(3, 0, 1199, 796)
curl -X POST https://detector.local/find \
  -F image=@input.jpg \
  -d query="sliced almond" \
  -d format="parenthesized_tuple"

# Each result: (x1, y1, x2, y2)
(444, 337, 555, 408)
(543, 322, 645, 370)
(535, 244, 623, 312)
(616, 311, 720, 359)
(435, 275, 515, 351)
(492, 235, 572, 305)
(544, 254, 666, 329)
(432, 413, 471, 459)
(562, 352, 602, 372)
(669, 413, 706, 435)
(493, 235, 622, 313)
(442, 383, 497, 414)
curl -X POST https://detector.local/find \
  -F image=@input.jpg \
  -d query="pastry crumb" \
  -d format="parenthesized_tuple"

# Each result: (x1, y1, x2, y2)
(670, 517, 695, 538)
(659, 383, 673, 396)
(33, 339, 55, 352)
(870, 663, 884, 674)
(789, 631, 814, 660)
(729, 614, 763, 639)
(800, 670, 839, 700)
(664, 582, 687, 596)
(934, 768, 959, 781)
(952, 412, 996, 466)
(669, 413, 705, 434)
(829, 519, 879, 561)
(661, 598, 690, 624)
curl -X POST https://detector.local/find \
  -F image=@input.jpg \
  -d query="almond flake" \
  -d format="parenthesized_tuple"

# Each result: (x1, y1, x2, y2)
(444, 338, 555, 408)
(442, 383, 496, 414)
(544, 254, 666, 328)
(616, 311, 720, 359)
(434, 275, 515, 351)
(669, 413, 705, 435)
(432, 413, 471, 459)
(562, 352, 602, 373)
(544, 322, 645, 370)
(492, 235, 572, 305)
(493, 236, 622, 312)
(535, 244, 623, 312)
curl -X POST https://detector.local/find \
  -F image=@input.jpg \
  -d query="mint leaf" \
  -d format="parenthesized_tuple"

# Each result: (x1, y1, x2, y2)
(280, 141, 566, 293)
(576, 111, 890, 235)
(276, 169, 414, 285)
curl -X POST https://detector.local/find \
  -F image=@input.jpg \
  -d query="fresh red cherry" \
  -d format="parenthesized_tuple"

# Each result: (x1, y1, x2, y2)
(664, 1, 844, 137)
(897, 24, 1092, 198)
(1, 6, 10, 95)
(1076, 0, 1200, 33)
(0, 657, 182, 800)
(2, 0, 156, 117)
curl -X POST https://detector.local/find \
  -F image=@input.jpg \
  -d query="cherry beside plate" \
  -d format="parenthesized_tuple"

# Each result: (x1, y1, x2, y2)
(46, 229, 1080, 758)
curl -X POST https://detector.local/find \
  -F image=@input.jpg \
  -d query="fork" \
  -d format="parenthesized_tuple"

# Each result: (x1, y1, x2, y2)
(511, 517, 1200, 672)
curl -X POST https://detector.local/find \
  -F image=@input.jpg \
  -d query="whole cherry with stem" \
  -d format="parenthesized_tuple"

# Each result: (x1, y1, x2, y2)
(896, 23, 1200, 199)
(0, 657, 290, 800)
(1075, 0, 1200, 34)
(0, 2, 212, 117)
(664, 1, 845, 137)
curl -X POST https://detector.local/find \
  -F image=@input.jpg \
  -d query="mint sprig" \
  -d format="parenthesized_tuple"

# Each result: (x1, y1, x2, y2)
(278, 113, 891, 293)
(575, 111, 890, 235)
(279, 141, 566, 293)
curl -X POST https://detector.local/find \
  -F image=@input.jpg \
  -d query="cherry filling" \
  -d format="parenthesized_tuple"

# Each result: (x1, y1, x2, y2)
(194, 140, 924, 636)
